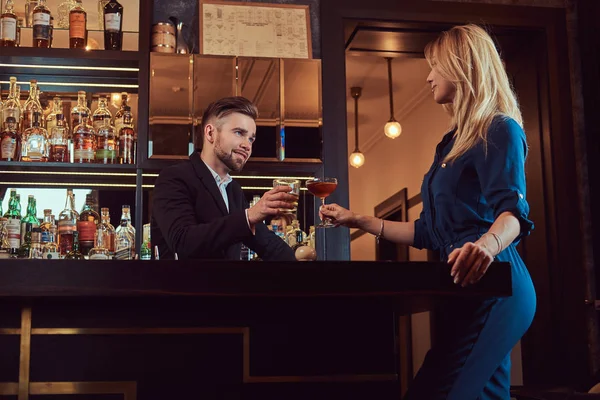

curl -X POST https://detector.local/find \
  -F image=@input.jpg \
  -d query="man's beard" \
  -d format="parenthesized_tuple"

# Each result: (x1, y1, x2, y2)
(214, 134, 246, 172)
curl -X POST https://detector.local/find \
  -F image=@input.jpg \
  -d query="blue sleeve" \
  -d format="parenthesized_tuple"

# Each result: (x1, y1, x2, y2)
(413, 210, 437, 250)
(474, 117, 534, 243)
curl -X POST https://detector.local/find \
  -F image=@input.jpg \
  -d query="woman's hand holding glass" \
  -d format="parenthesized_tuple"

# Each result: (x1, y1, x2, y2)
(319, 203, 359, 229)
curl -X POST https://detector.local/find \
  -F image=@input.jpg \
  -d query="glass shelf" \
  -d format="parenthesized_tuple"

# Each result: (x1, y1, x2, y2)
(15, 27, 139, 51)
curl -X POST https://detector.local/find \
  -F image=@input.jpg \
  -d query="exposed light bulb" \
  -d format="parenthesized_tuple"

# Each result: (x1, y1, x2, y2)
(384, 120, 402, 139)
(349, 151, 365, 168)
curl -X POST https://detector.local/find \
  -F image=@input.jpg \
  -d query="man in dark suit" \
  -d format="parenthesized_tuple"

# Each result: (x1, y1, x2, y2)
(151, 97, 297, 261)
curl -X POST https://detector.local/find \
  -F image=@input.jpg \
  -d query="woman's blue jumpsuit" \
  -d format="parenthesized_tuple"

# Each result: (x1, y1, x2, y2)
(403, 116, 537, 400)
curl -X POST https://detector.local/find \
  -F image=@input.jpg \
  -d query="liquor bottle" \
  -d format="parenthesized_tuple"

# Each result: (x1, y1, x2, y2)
(140, 223, 151, 260)
(77, 194, 99, 256)
(15, 194, 22, 217)
(95, 117, 116, 164)
(57, 189, 77, 256)
(68, 0, 86, 49)
(114, 205, 134, 259)
(56, 0, 76, 29)
(103, 0, 123, 51)
(3, 189, 16, 218)
(4, 189, 21, 256)
(22, 80, 43, 130)
(113, 92, 128, 133)
(29, 227, 43, 259)
(1, 117, 21, 161)
(20, 195, 39, 241)
(32, 0, 51, 48)
(114, 219, 133, 260)
(90, 190, 100, 213)
(99, 207, 115, 256)
(65, 230, 85, 260)
(92, 96, 112, 131)
(18, 222, 33, 258)
(286, 219, 306, 248)
(22, 111, 48, 162)
(49, 113, 69, 162)
(45, 96, 62, 132)
(88, 225, 110, 259)
(3, 78, 20, 129)
(0, 218, 10, 259)
(41, 217, 60, 260)
(0, 0, 18, 47)
(70, 91, 90, 131)
(40, 209, 54, 244)
(73, 112, 95, 163)
(118, 106, 134, 164)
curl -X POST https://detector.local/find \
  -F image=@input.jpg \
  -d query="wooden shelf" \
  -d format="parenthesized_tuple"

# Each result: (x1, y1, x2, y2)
(0, 161, 137, 172)
(0, 162, 138, 187)
(0, 47, 141, 68)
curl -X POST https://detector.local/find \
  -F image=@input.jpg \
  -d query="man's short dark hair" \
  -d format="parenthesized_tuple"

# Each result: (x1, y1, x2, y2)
(195, 96, 258, 150)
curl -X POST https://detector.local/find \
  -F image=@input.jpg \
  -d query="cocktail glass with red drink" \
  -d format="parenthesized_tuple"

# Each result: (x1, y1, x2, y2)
(306, 177, 338, 228)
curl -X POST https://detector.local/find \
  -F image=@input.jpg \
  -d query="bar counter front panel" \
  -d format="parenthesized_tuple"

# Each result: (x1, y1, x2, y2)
(0, 260, 511, 400)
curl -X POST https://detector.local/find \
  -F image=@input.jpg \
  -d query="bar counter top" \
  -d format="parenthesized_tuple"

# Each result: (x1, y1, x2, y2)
(0, 259, 512, 298)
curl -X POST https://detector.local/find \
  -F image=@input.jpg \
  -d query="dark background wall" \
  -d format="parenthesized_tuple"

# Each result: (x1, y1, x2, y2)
(153, 0, 321, 58)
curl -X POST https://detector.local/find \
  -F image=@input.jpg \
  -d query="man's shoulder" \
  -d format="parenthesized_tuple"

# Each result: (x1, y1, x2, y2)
(157, 160, 193, 179)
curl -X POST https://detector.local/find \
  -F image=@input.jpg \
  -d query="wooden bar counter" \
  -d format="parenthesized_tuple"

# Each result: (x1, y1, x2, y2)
(0, 260, 511, 400)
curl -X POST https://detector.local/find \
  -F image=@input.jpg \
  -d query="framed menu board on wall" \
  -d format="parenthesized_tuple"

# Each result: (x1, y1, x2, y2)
(199, 0, 312, 59)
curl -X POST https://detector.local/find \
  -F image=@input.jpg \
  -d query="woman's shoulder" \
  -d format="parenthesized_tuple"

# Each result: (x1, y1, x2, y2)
(484, 115, 528, 154)
(487, 115, 526, 146)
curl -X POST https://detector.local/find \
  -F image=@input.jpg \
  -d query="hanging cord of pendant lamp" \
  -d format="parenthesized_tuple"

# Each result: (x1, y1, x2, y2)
(349, 86, 365, 168)
(384, 57, 402, 139)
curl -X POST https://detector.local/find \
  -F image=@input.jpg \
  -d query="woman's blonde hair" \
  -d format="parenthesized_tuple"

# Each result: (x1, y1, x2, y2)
(424, 24, 523, 162)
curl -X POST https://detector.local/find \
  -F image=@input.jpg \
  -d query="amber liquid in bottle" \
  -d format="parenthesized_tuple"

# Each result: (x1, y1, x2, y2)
(32, 0, 51, 48)
(73, 113, 95, 163)
(0, 1, 18, 47)
(49, 114, 69, 163)
(0, 117, 21, 161)
(69, 0, 86, 49)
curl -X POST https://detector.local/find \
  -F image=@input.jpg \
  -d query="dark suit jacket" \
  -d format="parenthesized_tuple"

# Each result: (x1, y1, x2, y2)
(151, 152, 296, 261)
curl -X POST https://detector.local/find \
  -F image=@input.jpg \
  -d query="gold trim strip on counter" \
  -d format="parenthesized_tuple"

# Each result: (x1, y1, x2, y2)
(29, 381, 136, 399)
(30, 327, 246, 335)
(0, 382, 19, 396)
(0, 328, 21, 335)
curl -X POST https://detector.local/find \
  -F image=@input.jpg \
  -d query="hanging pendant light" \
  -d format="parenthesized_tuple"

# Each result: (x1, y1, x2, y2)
(384, 57, 402, 139)
(349, 86, 365, 168)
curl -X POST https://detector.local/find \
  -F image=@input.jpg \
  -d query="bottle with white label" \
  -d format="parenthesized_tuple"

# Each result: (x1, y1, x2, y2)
(4, 190, 21, 257)
(69, 0, 86, 49)
(103, 0, 123, 50)
(0, 0, 18, 47)
(32, 0, 51, 48)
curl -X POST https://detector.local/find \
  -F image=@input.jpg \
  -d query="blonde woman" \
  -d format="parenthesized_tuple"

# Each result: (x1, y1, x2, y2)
(322, 24, 536, 399)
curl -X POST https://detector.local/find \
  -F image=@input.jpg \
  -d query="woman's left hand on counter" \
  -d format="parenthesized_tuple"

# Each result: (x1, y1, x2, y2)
(447, 242, 494, 287)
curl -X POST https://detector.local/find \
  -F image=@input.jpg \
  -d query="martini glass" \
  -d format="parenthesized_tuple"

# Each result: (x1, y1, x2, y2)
(306, 177, 338, 228)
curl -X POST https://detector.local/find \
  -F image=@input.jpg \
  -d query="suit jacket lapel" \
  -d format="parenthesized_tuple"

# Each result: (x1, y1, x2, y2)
(190, 152, 229, 216)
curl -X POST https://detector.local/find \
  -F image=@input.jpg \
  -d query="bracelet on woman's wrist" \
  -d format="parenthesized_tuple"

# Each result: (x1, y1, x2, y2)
(375, 218, 385, 245)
